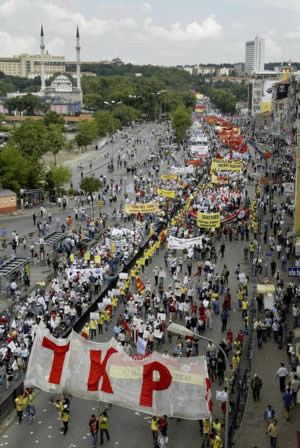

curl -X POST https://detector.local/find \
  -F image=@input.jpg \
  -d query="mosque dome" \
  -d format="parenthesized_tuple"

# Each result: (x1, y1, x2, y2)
(50, 75, 73, 93)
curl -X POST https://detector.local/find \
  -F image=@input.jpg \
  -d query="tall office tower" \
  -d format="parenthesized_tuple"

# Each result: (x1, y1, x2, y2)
(245, 36, 265, 73)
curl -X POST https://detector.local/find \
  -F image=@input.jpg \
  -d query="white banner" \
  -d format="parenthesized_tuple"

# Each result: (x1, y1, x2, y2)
(171, 166, 194, 175)
(25, 325, 210, 420)
(66, 268, 103, 283)
(168, 236, 203, 250)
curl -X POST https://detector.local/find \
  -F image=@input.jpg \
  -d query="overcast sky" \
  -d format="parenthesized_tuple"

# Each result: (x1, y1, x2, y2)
(0, 0, 299, 65)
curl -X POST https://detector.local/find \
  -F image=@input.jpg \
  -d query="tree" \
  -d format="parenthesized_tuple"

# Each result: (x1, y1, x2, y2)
(171, 104, 192, 142)
(47, 124, 67, 166)
(4, 94, 48, 116)
(94, 110, 120, 137)
(112, 104, 140, 126)
(11, 119, 50, 157)
(43, 111, 65, 129)
(84, 93, 104, 111)
(0, 144, 44, 192)
(48, 165, 72, 190)
(75, 120, 98, 150)
(80, 176, 101, 194)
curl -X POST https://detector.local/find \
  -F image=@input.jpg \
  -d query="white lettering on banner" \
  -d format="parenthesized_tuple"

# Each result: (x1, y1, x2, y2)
(168, 236, 203, 250)
(25, 325, 210, 420)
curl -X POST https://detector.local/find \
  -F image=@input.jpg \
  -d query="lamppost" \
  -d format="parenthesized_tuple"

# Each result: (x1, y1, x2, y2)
(158, 90, 167, 120)
(167, 322, 230, 448)
(150, 92, 161, 121)
(128, 95, 141, 124)
(104, 100, 122, 141)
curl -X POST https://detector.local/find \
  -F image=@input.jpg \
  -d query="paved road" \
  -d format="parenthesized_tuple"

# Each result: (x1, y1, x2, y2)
(0, 134, 260, 448)
(0, 121, 164, 302)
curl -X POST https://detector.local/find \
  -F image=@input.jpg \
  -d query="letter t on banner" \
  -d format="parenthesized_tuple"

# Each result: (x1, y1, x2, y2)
(87, 348, 118, 392)
(41, 337, 70, 385)
(140, 361, 172, 407)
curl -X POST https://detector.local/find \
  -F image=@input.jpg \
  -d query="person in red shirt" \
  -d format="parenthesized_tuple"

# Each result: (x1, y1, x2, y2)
(226, 329, 233, 343)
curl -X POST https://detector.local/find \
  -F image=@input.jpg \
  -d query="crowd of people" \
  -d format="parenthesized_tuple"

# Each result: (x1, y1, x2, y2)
(0, 99, 298, 448)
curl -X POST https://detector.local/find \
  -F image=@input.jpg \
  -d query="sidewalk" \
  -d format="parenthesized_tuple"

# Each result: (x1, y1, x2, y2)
(237, 145, 300, 447)
(237, 328, 300, 448)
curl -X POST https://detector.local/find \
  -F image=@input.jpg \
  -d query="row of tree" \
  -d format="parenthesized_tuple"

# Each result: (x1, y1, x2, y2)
(191, 75, 248, 114)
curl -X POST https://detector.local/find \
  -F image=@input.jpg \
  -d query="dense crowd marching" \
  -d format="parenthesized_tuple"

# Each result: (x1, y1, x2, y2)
(0, 97, 298, 448)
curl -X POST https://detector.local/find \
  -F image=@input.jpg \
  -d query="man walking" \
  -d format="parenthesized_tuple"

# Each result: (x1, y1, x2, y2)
(276, 362, 288, 393)
(89, 414, 99, 447)
(61, 406, 70, 435)
(282, 388, 293, 421)
(251, 373, 263, 401)
(264, 405, 275, 433)
(99, 411, 110, 445)
(15, 393, 24, 424)
(267, 418, 279, 448)
(151, 416, 159, 445)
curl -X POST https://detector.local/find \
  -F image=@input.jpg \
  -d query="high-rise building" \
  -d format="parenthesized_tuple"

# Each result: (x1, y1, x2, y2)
(245, 37, 265, 74)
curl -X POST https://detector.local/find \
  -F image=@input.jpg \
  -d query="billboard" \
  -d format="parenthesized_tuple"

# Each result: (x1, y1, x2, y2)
(260, 80, 277, 113)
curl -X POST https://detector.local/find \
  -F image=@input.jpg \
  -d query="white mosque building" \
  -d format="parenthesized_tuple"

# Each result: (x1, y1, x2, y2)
(0, 26, 83, 116)
(40, 25, 83, 111)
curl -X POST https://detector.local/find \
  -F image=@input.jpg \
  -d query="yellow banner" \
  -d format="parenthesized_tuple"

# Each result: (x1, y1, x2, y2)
(125, 202, 159, 214)
(211, 174, 228, 184)
(161, 174, 177, 181)
(157, 188, 176, 199)
(211, 159, 242, 173)
(197, 212, 220, 229)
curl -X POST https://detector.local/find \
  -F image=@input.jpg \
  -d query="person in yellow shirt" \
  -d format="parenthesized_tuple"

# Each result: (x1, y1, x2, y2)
(98, 313, 104, 335)
(90, 319, 97, 340)
(61, 406, 70, 435)
(103, 309, 110, 331)
(56, 399, 64, 419)
(15, 394, 24, 424)
(119, 287, 125, 304)
(25, 392, 35, 424)
(99, 411, 110, 444)
(151, 416, 159, 444)
(210, 433, 223, 448)
(232, 354, 240, 372)
(202, 418, 211, 446)
(213, 418, 221, 436)
(241, 299, 248, 319)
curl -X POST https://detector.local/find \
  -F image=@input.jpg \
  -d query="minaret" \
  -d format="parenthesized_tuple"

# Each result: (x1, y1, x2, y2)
(76, 26, 81, 94)
(40, 25, 46, 92)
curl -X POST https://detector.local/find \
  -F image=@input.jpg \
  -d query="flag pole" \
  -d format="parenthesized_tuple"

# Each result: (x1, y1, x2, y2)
(167, 323, 230, 448)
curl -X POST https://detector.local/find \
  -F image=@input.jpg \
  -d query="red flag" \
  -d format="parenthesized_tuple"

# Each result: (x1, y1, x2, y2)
(136, 278, 145, 294)
(122, 318, 132, 336)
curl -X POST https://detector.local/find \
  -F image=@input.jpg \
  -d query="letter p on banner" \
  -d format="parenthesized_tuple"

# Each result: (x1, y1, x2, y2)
(140, 361, 172, 407)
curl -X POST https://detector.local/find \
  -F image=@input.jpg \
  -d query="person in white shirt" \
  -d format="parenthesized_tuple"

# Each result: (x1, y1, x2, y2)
(276, 362, 288, 392)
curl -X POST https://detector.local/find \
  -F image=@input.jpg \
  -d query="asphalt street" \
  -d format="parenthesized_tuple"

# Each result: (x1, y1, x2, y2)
(0, 224, 254, 448)
(0, 121, 164, 301)
(0, 139, 259, 448)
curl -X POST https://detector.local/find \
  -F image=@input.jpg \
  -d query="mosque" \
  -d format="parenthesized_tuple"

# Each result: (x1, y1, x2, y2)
(40, 25, 83, 114)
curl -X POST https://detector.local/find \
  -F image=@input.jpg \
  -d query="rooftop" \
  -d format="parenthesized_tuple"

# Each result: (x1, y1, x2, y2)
(0, 189, 16, 197)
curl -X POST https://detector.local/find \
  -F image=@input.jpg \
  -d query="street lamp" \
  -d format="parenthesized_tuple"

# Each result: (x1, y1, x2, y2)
(104, 100, 122, 140)
(150, 92, 161, 121)
(167, 322, 230, 448)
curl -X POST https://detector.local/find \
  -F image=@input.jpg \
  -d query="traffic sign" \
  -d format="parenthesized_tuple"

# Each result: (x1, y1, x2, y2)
(288, 267, 300, 278)
(98, 201, 104, 207)
(265, 253, 273, 257)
